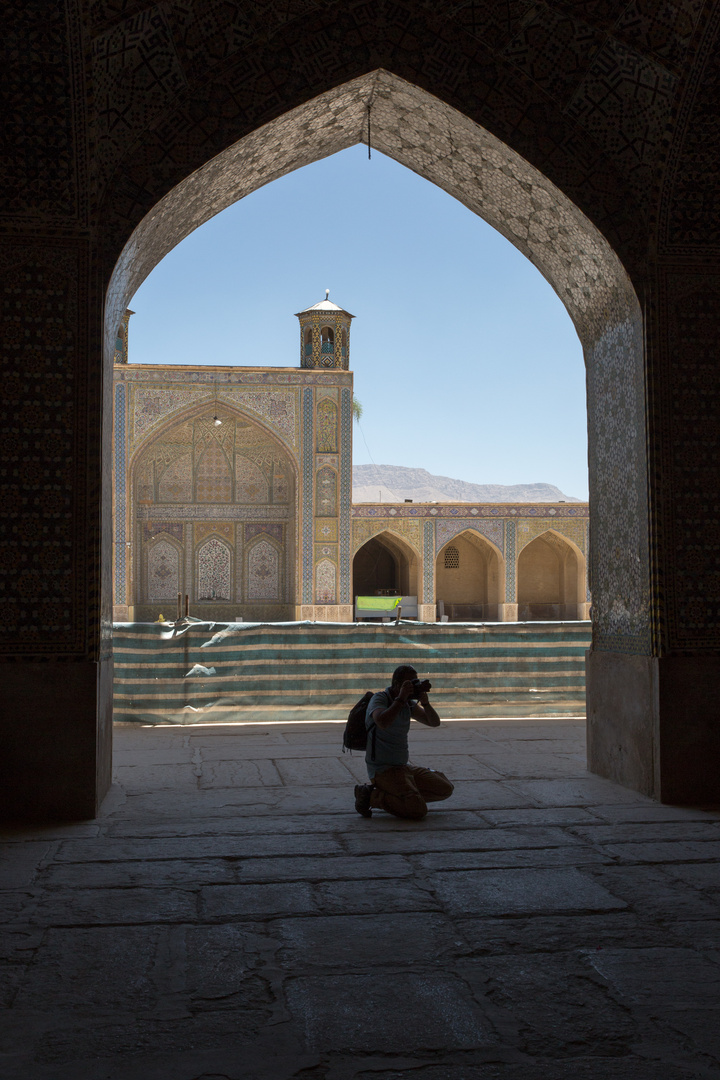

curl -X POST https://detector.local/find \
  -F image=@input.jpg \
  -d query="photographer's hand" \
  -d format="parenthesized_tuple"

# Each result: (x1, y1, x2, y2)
(412, 683, 441, 727)
(373, 680, 415, 729)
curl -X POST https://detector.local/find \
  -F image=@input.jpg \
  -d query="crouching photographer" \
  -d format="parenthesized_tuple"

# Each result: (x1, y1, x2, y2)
(354, 664, 454, 820)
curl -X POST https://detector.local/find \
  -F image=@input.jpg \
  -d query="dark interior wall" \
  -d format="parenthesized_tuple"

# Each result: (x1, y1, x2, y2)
(2, 3, 720, 816)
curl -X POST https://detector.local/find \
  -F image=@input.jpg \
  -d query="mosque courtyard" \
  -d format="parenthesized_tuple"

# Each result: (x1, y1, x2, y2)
(1, 717, 719, 1079)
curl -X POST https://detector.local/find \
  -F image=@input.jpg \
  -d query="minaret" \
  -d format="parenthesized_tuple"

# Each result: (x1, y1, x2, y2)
(295, 290, 354, 369)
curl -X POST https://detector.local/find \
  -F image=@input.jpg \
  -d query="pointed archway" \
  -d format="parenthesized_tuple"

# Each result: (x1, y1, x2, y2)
(435, 530, 503, 622)
(352, 530, 419, 602)
(104, 71, 648, 799)
(107, 71, 646, 657)
(517, 530, 587, 621)
(124, 401, 298, 622)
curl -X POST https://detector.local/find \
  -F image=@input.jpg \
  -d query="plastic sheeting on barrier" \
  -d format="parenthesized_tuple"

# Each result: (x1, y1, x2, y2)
(112, 619, 591, 725)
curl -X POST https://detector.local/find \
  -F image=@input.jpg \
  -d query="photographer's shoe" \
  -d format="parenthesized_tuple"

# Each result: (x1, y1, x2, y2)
(354, 784, 373, 818)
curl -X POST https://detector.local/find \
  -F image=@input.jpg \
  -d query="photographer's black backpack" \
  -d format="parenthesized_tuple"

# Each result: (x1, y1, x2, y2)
(342, 691, 375, 754)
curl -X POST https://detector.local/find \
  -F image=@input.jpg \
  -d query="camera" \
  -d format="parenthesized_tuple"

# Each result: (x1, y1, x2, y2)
(412, 678, 431, 694)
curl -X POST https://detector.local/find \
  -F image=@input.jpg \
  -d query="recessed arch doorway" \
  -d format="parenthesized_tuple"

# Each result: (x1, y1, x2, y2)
(517, 531, 587, 621)
(127, 402, 298, 622)
(352, 531, 419, 600)
(435, 531, 503, 622)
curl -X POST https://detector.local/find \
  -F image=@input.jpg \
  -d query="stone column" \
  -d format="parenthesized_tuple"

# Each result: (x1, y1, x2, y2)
(499, 521, 518, 621)
(586, 267, 720, 804)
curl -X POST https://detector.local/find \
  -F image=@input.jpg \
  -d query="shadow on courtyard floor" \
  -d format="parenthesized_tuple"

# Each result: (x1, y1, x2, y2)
(1, 717, 720, 1079)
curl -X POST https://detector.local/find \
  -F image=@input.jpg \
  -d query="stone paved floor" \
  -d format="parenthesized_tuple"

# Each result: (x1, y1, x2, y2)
(1, 718, 720, 1079)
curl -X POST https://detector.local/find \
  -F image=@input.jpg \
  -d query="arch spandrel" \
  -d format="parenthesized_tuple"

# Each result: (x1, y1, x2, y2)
(436, 526, 505, 565)
(128, 401, 300, 478)
(122, 383, 300, 459)
(516, 521, 587, 558)
(351, 520, 423, 560)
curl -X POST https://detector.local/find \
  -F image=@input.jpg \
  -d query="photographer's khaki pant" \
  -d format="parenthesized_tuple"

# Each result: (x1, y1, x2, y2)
(369, 765, 454, 820)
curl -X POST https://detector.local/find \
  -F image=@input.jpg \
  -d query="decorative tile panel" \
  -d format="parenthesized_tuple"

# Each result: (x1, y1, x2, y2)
(195, 443, 232, 503)
(315, 466, 337, 517)
(132, 387, 209, 443)
(235, 455, 269, 503)
(423, 520, 435, 604)
(197, 537, 232, 601)
(302, 389, 314, 602)
(157, 453, 192, 502)
(506, 520, 517, 603)
(316, 398, 338, 453)
(351, 518, 423, 556)
(194, 522, 233, 544)
(143, 522, 183, 543)
(114, 383, 127, 603)
(316, 520, 338, 542)
(245, 523, 283, 543)
(147, 539, 180, 601)
(139, 505, 290, 521)
(220, 389, 298, 448)
(339, 387, 353, 604)
(352, 503, 589, 519)
(315, 558, 337, 604)
(247, 538, 280, 601)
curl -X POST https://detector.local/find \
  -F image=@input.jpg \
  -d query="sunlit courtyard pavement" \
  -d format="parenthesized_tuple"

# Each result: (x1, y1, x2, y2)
(2, 717, 720, 1080)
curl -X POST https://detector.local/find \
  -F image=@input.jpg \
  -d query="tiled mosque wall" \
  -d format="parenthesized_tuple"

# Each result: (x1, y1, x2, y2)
(350, 504, 590, 623)
(113, 364, 352, 622)
(115, 361, 591, 625)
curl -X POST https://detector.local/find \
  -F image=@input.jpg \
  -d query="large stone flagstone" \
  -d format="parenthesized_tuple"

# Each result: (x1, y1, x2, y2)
(0, 717, 719, 1079)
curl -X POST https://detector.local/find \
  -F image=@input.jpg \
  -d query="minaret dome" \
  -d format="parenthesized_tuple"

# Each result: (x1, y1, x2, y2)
(294, 291, 354, 370)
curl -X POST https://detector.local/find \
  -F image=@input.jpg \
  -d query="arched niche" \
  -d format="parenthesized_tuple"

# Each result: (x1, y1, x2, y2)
(245, 534, 283, 604)
(352, 531, 419, 600)
(517, 530, 586, 621)
(196, 535, 233, 603)
(107, 69, 647, 657)
(146, 536, 182, 605)
(435, 530, 503, 622)
(125, 404, 298, 619)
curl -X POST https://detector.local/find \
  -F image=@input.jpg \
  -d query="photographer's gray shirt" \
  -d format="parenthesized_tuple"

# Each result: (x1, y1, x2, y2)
(365, 687, 411, 779)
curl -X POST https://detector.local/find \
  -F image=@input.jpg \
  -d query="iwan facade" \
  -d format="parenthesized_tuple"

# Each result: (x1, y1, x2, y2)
(112, 298, 590, 624)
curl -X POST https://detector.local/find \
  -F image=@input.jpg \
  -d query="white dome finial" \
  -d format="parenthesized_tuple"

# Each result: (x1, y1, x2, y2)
(325, 289, 330, 300)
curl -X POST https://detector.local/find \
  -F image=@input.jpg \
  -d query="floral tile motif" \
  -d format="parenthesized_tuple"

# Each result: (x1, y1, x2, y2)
(315, 558, 336, 604)
(316, 398, 338, 453)
(132, 388, 208, 443)
(148, 540, 180, 601)
(247, 539, 280, 601)
(315, 466, 337, 517)
(197, 537, 232, 601)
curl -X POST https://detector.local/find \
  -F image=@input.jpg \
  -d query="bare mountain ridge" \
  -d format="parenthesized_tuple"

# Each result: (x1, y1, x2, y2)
(353, 464, 581, 503)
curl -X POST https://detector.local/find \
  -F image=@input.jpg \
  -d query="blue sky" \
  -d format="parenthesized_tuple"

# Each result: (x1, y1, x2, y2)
(129, 146, 588, 500)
